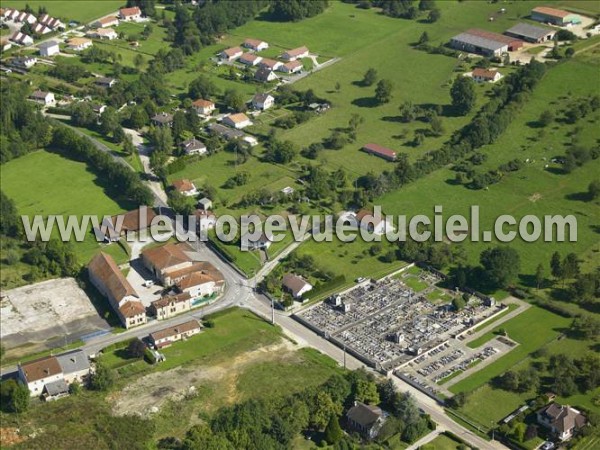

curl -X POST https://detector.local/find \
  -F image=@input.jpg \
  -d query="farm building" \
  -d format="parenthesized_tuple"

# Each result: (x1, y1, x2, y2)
(471, 68, 502, 83)
(504, 23, 556, 43)
(87, 252, 146, 329)
(465, 28, 523, 51)
(243, 38, 268, 51)
(361, 143, 397, 162)
(449, 33, 508, 57)
(531, 6, 581, 26)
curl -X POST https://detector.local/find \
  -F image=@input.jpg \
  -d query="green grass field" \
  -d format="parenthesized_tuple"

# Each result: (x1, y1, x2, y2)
(0, 150, 130, 277)
(1, 0, 123, 24)
(426, 434, 471, 450)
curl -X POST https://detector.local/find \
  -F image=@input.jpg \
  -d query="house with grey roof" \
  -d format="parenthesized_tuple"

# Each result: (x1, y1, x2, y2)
(56, 349, 92, 385)
(346, 402, 386, 439)
(537, 403, 587, 441)
(43, 379, 70, 401)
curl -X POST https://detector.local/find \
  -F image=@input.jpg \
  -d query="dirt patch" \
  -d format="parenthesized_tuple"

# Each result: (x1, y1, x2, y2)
(111, 340, 298, 417)
(0, 428, 27, 447)
(528, 193, 542, 202)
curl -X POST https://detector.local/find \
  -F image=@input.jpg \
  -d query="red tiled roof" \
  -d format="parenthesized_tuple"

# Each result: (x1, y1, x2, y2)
(120, 6, 141, 17)
(222, 46, 242, 57)
(285, 46, 309, 57)
(362, 143, 396, 159)
(88, 252, 138, 303)
(192, 99, 214, 108)
(142, 242, 191, 271)
(119, 300, 146, 318)
(172, 179, 196, 193)
(472, 68, 499, 79)
(20, 356, 62, 382)
(149, 320, 201, 342)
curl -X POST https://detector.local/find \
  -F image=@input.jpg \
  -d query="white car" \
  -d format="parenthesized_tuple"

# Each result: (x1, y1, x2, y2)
(143, 280, 154, 288)
(541, 442, 555, 450)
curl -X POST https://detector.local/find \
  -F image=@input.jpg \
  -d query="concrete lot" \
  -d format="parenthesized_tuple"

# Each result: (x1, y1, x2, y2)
(0, 278, 110, 349)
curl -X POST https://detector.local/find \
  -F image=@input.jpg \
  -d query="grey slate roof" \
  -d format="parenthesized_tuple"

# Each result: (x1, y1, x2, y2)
(207, 123, 244, 140)
(346, 402, 383, 428)
(38, 40, 59, 50)
(44, 379, 69, 396)
(505, 23, 554, 40)
(56, 349, 90, 375)
(451, 33, 508, 51)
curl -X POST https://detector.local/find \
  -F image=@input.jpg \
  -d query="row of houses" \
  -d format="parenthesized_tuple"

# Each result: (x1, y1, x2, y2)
(1, 8, 65, 29)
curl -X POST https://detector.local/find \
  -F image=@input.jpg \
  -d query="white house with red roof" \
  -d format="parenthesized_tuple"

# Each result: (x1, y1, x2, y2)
(93, 16, 120, 28)
(239, 53, 263, 66)
(281, 46, 309, 61)
(243, 38, 269, 51)
(471, 68, 502, 83)
(219, 46, 243, 61)
(281, 60, 303, 74)
(119, 6, 142, 22)
(192, 99, 215, 116)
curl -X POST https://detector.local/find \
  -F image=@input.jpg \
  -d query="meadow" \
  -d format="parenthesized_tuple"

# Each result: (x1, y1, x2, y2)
(1, 0, 123, 24)
(0, 150, 129, 283)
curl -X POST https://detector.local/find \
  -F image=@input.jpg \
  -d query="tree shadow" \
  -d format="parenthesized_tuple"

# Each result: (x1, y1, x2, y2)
(381, 115, 404, 123)
(565, 191, 592, 202)
(351, 97, 379, 108)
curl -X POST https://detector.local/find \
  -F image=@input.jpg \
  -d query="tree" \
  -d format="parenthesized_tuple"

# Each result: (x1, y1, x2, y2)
(310, 391, 341, 430)
(427, 8, 441, 23)
(550, 251, 562, 280)
(479, 246, 521, 288)
(128, 339, 147, 359)
(561, 253, 580, 282)
(362, 67, 378, 86)
(588, 180, 600, 200)
(148, 125, 173, 154)
(122, 135, 136, 156)
(353, 378, 380, 404)
(375, 79, 393, 104)
(335, 81, 341, 92)
(99, 107, 119, 137)
(223, 89, 246, 111)
(188, 75, 218, 100)
(429, 112, 444, 136)
(419, 0, 436, 10)
(323, 414, 342, 445)
(565, 47, 575, 58)
(71, 102, 96, 128)
(399, 101, 416, 123)
(418, 31, 429, 45)
(90, 359, 115, 391)
(0, 380, 29, 413)
(133, 53, 145, 71)
(452, 296, 466, 311)
(538, 110, 554, 127)
(535, 263, 545, 289)
(450, 76, 476, 115)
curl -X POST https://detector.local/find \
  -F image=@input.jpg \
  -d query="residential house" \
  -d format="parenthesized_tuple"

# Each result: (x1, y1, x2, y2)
(95, 77, 117, 88)
(281, 60, 302, 74)
(531, 6, 581, 25)
(87, 252, 146, 329)
(38, 14, 65, 30)
(504, 23, 556, 43)
(281, 46, 309, 61)
(240, 231, 272, 251)
(361, 143, 397, 162)
(223, 112, 252, 129)
(471, 68, 502, 83)
(255, 67, 278, 83)
(192, 98, 215, 116)
(197, 197, 212, 210)
(259, 58, 283, 71)
(175, 263, 225, 298)
(207, 122, 244, 140)
(92, 104, 107, 115)
(219, 46, 243, 61)
(537, 403, 587, 441)
(105, 207, 157, 239)
(10, 31, 33, 46)
(18, 356, 64, 397)
(356, 209, 387, 235)
(14, 55, 37, 68)
(243, 38, 269, 51)
(282, 274, 313, 299)
(149, 320, 202, 349)
(119, 6, 142, 22)
(55, 350, 91, 384)
(38, 40, 59, 57)
(239, 52, 262, 66)
(93, 16, 119, 28)
(87, 28, 118, 40)
(180, 137, 207, 155)
(252, 93, 275, 110)
(150, 292, 192, 320)
(346, 402, 386, 440)
(151, 112, 174, 127)
(29, 90, 55, 106)
(172, 179, 198, 197)
(3, 8, 20, 21)
(67, 37, 93, 51)
(33, 23, 52, 35)
(16, 11, 37, 24)
(449, 33, 508, 57)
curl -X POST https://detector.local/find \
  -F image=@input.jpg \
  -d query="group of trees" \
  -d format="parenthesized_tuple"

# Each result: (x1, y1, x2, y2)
(270, 0, 329, 21)
(159, 369, 430, 449)
(356, 0, 439, 22)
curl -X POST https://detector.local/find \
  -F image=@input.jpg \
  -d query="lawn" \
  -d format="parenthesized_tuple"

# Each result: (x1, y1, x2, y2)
(0, 150, 130, 273)
(1, 0, 123, 24)
(425, 434, 472, 450)
(451, 306, 571, 394)
(401, 275, 429, 293)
